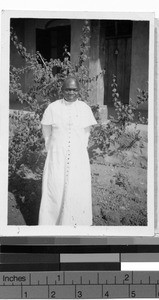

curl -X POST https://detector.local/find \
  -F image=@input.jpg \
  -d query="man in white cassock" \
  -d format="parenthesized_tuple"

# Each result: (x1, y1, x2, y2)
(38, 76, 97, 226)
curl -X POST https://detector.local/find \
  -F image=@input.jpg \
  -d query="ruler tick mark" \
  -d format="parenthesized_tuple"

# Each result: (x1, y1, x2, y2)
(102, 284, 104, 298)
(48, 285, 50, 299)
(63, 271, 65, 285)
(155, 284, 157, 298)
(149, 276, 151, 284)
(97, 272, 99, 284)
(132, 271, 134, 285)
(21, 283, 23, 299)
(128, 284, 130, 298)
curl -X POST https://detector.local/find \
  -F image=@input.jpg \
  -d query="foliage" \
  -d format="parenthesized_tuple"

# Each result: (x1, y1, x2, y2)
(90, 122, 141, 161)
(91, 104, 100, 122)
(111, 75, 148, 126)
(90, 75, 147, 159)
(90, 122, 121, 156)
(136, 87, 148, 124)
(111, 75, 136, 128)
(9, 111, 44, 177)
(137, 87, 148, 104)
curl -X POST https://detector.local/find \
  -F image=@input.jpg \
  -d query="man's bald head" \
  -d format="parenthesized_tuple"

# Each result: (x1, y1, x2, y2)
(62, 76, 80, 91)
(62, 76, 80, 102)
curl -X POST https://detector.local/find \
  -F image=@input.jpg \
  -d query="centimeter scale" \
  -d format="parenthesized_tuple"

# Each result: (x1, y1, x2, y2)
(1, 242, 159, 298)
(1, 271, 159, 299)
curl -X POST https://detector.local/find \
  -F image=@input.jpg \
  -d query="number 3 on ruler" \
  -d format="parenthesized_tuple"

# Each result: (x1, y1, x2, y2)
(77, 290, 82, 298)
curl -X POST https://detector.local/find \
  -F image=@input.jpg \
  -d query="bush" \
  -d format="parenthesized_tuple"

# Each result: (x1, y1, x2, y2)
(90, 74, 147, 155)
(9, 111, 44, 177)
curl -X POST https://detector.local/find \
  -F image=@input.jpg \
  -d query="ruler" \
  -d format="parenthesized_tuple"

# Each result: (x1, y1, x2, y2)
(1, 242, 159, 298)
(1, 271, 159, 298)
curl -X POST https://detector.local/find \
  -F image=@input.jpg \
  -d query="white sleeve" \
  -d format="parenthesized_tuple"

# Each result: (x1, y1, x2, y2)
(42, 125, 52, 152)
(87, 106, 98, 126)
(41, 105, 53, 125)
(82, 105, 97, 128)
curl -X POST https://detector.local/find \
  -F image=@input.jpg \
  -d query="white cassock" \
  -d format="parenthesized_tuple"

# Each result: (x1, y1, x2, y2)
(38, 98, 97, 226)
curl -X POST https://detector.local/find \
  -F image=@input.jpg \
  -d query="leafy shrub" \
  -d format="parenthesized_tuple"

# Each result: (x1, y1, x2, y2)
(89, 75, 147, 160)
(9, 111, 44, 177)
(111, 75, 136, 128)
(111, 75, 148, 126)
(90, 122, 121, 155)
(91, 104, 100, 122)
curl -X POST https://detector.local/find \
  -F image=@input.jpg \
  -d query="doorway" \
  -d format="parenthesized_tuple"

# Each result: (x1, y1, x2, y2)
(36, 25, 71, 61)
(101, 20, 133, 105)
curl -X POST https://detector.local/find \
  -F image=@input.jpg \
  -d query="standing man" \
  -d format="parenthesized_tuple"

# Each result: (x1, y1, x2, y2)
(38, 76, 97, 226)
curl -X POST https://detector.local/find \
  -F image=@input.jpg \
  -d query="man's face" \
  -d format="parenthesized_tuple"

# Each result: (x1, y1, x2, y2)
(62, 79, 79, 102)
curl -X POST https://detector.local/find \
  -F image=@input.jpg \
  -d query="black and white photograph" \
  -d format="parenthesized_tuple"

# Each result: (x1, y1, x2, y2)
(0, 10, 154, 236)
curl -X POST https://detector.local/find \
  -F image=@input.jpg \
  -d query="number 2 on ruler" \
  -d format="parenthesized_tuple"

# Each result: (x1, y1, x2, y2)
(51, 291, 56, 298)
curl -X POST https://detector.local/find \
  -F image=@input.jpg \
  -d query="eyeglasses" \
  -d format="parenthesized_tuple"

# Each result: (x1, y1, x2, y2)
(64, 88, 79, 94)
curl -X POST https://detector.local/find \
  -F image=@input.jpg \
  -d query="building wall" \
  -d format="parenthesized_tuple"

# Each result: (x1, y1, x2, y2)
(89, 20, 105, 106)
(24, 19, 36, 92)
(70, 20, 84, 66)
(129, 21, 149, 110)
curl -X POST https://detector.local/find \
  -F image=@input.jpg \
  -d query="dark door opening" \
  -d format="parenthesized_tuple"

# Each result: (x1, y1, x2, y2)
(36, 25, 71, 62)
(101, 20, 132, 105)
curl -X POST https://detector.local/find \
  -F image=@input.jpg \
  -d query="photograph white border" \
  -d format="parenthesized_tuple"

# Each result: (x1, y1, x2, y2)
(0, 10, 155, 237)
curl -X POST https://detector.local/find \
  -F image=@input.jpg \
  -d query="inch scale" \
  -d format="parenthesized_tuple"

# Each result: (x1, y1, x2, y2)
(1, 271, 159, 299)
